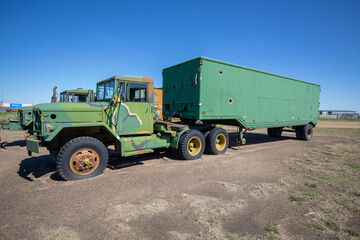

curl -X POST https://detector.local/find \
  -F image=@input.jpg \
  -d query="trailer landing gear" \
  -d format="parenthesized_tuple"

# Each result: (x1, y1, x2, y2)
(236, 127, 247, 145)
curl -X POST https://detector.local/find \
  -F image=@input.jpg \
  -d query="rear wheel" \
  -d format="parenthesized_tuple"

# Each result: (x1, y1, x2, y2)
(268, 128, 282, 137)
(267, 128, 275, 137)
(206, 128, 229, 155)
(178, 129, 205, 160)
(57, 136, 108, 180)
(295, 124, 313, 141)
(303, 124, 313, 141)
(296, 126, 303, 140)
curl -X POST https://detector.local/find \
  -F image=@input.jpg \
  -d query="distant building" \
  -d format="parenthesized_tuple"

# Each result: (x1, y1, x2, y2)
(319, 110, 359, 119)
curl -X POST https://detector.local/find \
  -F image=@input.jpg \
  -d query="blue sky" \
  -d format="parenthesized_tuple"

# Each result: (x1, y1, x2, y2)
(0, 0, 359, 112)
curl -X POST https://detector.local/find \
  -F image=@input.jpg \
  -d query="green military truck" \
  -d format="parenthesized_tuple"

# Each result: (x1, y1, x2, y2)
(1, 106, 34, 131)
(25, 57, 320, 181)
(59, 89, 94, 103)
(1, 89, 94, 132)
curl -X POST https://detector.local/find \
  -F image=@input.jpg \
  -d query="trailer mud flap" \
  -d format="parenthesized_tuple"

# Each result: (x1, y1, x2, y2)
(26, 138, 40, 153)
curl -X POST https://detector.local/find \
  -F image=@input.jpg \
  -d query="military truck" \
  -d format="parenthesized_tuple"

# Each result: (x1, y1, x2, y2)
(59, 89, 94, 103)
(24, 57, 320, 181)
(1, 88, 94, 131)
(1, 106, 34, 132)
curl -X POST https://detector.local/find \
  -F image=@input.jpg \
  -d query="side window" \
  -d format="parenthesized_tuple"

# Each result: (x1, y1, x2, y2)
(69, 94, 74, 102)
(128, 83, 147, 102)
(60, 94, 64, 102)
(74, 95, 79, 102)
(97, 84, 105, 100)
(105, 82, 114, 99)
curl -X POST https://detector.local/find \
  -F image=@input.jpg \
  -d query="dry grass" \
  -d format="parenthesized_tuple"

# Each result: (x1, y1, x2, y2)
(280, 128, 360, 239)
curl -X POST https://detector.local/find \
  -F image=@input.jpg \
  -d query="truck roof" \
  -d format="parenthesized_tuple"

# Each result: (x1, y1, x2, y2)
(60, 89, 93, 94)
(97, 75, 153, 85)
(163, 56, 320, 87)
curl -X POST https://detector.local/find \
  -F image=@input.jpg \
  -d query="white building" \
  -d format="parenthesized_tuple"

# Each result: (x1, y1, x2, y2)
(319, 110, 359, 119)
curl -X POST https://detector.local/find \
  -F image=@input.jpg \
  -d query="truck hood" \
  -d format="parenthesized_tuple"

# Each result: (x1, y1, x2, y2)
(19, 106, 34, 111)
(33, 102, 108, 112)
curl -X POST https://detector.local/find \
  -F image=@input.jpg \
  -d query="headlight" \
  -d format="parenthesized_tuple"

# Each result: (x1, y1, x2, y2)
(45, 123, 54, 133)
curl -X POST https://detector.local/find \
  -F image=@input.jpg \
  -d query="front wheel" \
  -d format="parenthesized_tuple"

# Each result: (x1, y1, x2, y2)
(178, 129, 205, 160)
(56, 136, 108, 180)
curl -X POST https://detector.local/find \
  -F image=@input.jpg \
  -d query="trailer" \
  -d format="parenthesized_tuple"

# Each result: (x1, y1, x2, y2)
(163, 57, 320, 143)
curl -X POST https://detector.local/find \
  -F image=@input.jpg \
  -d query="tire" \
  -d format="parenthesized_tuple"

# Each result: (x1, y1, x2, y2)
(273, 128, 282, 137)
(295, 126, 303, 140)
(171, 147, 180, 158)
(267, 128, 275, 137)
(206, 128, 229, 155)
(203, 129, 213, 153)
(178, 129, 205, 160)
(56, 136, 108, 180)
(268, 128, 282, 137)
(49, 149, 59, 162)
(303, 124, 313, 141)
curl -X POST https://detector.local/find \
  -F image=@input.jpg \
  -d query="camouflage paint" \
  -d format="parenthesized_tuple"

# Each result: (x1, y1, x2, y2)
(27, 76, 177, 157)
(4, 88, 95, 132)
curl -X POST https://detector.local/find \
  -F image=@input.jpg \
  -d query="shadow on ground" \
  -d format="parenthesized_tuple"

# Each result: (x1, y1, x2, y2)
(0, 140, 26, 148)
(108, 131, 298, 170)
(16, 131, 298, 180)
(227, 132, 296, 148)
(18, 155, 62, 181)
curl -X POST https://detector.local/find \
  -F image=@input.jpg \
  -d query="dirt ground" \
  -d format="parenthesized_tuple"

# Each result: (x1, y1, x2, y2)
(0, 122, 359, 240)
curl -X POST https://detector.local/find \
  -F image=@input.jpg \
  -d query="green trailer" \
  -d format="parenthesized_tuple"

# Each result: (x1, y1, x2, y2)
(163, 57, 320, 143)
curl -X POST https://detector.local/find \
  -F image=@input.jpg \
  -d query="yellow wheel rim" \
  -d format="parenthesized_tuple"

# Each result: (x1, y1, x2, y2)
(187, 137, 202, 156)
(215, 133, 226, 151)
(69, 148, 100, 175)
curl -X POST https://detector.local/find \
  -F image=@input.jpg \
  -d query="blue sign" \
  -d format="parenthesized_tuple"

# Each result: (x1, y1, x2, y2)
(10, 103, 22, 108)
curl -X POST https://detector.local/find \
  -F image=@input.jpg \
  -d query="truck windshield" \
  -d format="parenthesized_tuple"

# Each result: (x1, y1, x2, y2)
(73, 94, 88, 102)
(96, 81, 114, 100)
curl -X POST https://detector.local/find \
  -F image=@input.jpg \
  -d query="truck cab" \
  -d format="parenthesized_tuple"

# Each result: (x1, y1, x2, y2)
(59, 89, 94, 103)
(95, 76, 154, 135)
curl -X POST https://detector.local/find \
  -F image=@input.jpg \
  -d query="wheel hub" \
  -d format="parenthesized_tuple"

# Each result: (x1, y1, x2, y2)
(187, 137, 202, 156)
(215, 133, 226, 151)
(70, 148, 100, 175)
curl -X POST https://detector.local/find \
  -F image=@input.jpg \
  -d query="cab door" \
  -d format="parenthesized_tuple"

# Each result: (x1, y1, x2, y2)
(115, 82, 153, 136)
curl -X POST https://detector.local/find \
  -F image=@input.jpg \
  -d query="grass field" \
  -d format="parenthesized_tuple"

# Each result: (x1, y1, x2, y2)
(0, 112, 17, 122)
(319, 118, 360, 122)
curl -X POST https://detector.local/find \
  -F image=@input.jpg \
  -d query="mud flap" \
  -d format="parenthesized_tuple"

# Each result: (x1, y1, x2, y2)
(26, 138, 40, 153)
